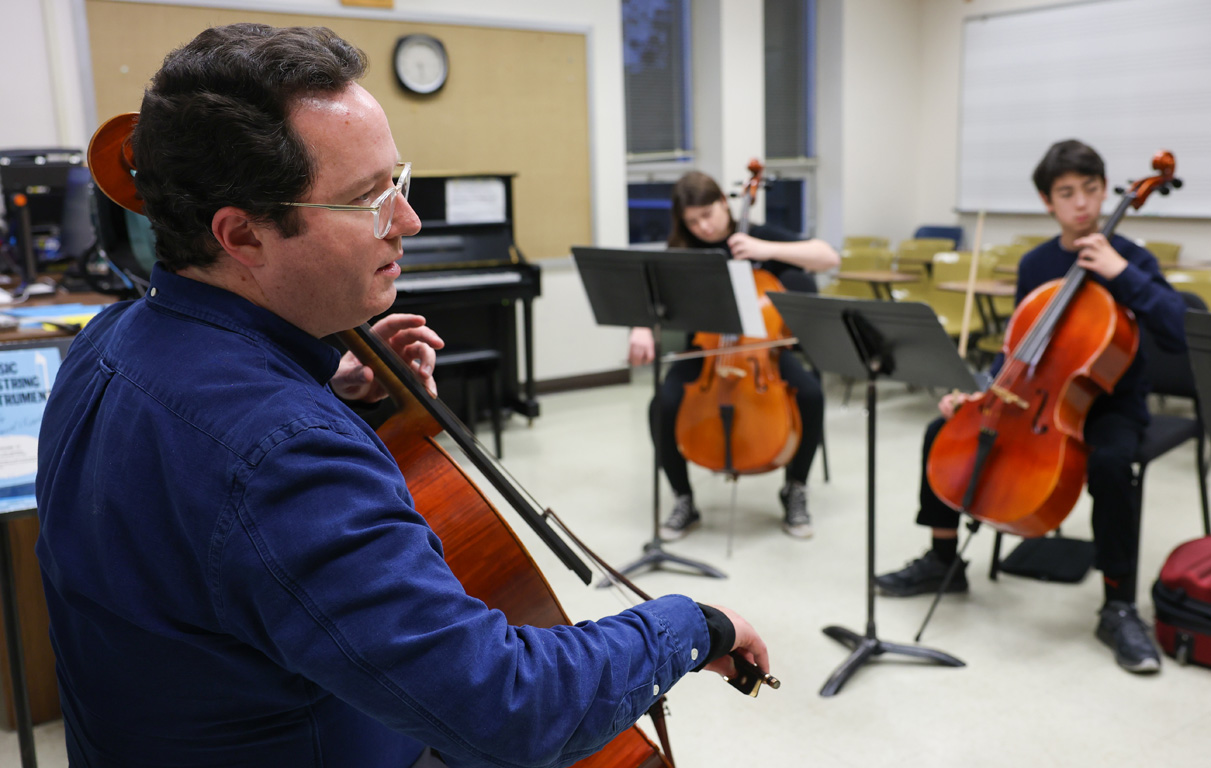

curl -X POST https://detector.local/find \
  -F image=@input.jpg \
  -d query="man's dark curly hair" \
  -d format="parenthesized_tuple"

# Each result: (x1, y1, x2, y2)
(1032, 139, 1106, 199)
(131, 24, 367, 271)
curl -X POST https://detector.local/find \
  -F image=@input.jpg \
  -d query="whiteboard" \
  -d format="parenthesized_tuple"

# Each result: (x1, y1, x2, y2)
(958, 0, 1211, 217)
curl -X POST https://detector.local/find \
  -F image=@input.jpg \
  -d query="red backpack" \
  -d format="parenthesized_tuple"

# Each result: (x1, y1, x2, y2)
(1153, 536, 1211, 667)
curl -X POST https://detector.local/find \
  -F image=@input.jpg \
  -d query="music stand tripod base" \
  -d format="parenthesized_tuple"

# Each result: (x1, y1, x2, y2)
(597, 538, 727, 587)
(819, 625, 965, 697)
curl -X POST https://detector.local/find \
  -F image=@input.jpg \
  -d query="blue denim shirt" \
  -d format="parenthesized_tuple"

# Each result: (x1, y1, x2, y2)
(35, 265, 710, 767)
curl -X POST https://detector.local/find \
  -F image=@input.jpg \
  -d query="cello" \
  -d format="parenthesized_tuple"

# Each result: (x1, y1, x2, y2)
(926, 151, 1181, 537)
(88, 113, 777, 768)
(675, 160, 802, 476)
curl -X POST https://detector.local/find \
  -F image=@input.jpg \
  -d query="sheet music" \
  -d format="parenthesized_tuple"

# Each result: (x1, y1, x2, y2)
(727, 261, 769, 338)
(445, 177, 507, 224)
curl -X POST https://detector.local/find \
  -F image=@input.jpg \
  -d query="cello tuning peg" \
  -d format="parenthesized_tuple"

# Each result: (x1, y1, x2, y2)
(1159, 187, 1170, 196)
(1172, 178, 1184, 189)
(1114, 186, 1126, 195)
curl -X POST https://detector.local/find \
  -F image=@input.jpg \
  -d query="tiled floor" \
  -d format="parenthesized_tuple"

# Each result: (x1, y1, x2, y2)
(5, 371, 1209, 767)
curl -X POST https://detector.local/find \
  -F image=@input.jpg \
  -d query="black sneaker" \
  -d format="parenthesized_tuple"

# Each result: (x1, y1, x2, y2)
(1096, 601, 1161, 674)
(659, 495, 701, 541)
(875, 550, 969, 597)
(779, 481, 813, 539)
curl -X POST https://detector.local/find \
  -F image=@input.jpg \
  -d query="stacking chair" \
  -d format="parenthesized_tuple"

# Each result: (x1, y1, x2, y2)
(1013, 234, 1051, 248)
(842, 235, 889, 249)
(893, 238, 956, 276)
(899, 251, 995, 339)
(1143, 240, 1182, 266)
(820, 246, 893, 299)
(913, 225, 964, 249)
(991, 291, 1211, 579)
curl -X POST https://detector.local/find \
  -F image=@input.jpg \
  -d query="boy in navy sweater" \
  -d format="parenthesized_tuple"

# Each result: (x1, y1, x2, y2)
(876, 140, 1185, 673)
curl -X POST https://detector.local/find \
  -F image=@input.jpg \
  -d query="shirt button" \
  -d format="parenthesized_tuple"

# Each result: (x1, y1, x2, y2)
(150, 287, 157, 297)
(652, 684, 660, 696)
(691, 648, 699, 661)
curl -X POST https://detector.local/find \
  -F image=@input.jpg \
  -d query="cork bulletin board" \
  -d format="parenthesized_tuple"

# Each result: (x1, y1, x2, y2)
(85, 0, 593, 261)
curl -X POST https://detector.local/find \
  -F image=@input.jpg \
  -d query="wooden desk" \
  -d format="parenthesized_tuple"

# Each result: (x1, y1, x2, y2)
(834, 270, 919, 301)
(935, 280, 1016, 333)
(0, 291, 115, 340)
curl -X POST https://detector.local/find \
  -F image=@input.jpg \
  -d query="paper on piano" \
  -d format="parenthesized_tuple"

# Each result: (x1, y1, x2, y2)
(446, 177, 507, 224)
(727, 261, 769, 338)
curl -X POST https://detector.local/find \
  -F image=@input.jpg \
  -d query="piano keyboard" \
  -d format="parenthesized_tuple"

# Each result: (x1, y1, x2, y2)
(395, 271, 524, 292)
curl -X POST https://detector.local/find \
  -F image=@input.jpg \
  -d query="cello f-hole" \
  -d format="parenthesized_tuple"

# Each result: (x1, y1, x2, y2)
(1030, 390, 1050, 434)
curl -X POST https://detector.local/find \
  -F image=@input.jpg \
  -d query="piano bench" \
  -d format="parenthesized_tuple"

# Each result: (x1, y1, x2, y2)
(435, 348, 504, 458)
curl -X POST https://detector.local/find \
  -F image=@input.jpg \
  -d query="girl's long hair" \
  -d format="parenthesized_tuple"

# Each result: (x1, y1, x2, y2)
(667, 171, 734, 248)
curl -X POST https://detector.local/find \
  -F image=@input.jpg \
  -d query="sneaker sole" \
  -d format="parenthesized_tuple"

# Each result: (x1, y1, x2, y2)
(782, 523, 814, 539)
(659, 522, 699, 541)
(875, 581, 969, 597)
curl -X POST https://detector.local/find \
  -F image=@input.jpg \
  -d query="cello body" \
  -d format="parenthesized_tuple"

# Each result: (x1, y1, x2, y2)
(926, 276, 1137, 537)
(675, 268, 802, 475)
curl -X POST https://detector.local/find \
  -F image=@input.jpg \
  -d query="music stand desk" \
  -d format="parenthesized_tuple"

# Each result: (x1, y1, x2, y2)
(769, 294, 975, 696)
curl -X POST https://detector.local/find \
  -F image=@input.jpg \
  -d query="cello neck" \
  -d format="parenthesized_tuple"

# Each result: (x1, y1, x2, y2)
(338, 325, 593, 584)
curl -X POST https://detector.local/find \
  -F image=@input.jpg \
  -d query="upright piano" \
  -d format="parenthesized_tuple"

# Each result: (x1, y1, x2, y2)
(388, 173, 540, 420)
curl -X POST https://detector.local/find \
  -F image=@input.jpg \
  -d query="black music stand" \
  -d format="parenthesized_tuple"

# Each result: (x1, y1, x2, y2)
(572, 247, 768, 581)
(769, 293, 972, 696)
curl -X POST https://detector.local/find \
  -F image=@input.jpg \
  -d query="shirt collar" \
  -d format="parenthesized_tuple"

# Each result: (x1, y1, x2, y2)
(145, 263, 342, 385)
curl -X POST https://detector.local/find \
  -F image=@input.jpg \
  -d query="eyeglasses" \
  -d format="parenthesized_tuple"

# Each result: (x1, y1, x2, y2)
(282, 162, 411, 239)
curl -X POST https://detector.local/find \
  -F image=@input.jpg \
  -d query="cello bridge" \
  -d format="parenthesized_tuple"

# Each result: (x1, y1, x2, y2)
(989, 385, 1029, 410)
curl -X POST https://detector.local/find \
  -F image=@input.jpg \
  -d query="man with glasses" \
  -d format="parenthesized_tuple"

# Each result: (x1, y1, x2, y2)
(35, 23, 768, 768)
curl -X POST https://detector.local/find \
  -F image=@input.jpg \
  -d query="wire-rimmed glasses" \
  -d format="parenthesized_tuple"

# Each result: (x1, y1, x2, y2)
(282, 161, 411, 239)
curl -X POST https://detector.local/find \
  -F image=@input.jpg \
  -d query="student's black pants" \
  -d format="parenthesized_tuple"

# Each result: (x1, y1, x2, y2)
(916, 409, 1143, 577)
(650, 353, 824, 498)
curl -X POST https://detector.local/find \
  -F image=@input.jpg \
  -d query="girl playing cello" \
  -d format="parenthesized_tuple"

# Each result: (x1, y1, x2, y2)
(628, 171, 839, 540)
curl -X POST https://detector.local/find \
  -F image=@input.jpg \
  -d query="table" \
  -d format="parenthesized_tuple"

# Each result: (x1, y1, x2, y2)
(1, 507, 39, 768)
(0, 292, 114, 768)
(935, 279, 1016, 333)
(834, 270, 919, 301)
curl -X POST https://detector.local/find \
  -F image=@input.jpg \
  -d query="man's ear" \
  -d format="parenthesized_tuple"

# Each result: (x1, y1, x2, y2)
(211, 207, 265, 268)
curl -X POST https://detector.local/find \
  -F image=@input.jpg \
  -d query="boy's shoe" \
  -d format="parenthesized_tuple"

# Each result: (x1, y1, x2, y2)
(875, 550, 969, 597)
(659, 495, 701, 541)
(779, 481, 813, 539)
(1096, 601, 1161, 674)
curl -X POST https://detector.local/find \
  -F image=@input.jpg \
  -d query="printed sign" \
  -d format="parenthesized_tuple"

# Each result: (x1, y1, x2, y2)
(0, 346, 62, 513)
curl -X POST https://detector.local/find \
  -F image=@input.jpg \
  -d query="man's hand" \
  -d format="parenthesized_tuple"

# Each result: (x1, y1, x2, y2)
(332, 314, 444, 401)
(726, 232, 771, 262)
(628, 327, 655, 366)
(700, 604, 770, 679)
(938, 391, 976, 419)
(1074, 233, 1128, 280)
